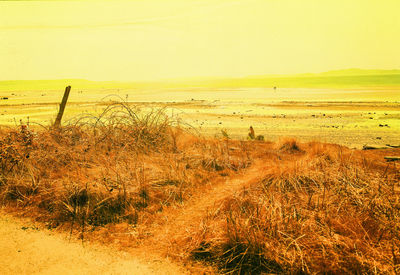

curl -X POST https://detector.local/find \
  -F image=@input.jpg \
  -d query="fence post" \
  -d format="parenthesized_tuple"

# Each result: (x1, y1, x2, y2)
(54, 86, 71, 128)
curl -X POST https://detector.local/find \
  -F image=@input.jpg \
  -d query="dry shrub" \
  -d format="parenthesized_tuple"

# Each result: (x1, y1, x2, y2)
(68, 101, 173, 153)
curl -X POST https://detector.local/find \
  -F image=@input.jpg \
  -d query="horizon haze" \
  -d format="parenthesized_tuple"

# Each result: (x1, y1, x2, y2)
(1, 0, 399, 81)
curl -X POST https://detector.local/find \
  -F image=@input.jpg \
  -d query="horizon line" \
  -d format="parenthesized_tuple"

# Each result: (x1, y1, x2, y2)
(1, 68, 400, 83)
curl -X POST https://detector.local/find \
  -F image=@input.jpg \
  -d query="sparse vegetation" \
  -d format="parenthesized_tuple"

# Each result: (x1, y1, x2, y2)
(0, 102, 399, 274)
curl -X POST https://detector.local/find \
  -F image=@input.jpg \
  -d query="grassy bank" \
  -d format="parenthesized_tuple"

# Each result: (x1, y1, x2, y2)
(0, 103, 399, 274)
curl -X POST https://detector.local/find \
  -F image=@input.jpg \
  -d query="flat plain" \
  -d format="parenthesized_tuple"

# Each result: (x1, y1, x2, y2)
(1, 84, 399, 148)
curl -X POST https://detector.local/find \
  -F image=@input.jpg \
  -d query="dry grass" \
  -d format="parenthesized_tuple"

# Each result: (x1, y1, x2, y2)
(0, 104, 250, 232)
(190, 141, 400, 274)
(1, 104, 399, 274)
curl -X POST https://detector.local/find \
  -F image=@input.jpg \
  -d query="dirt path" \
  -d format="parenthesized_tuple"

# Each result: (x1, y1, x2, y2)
(143, 159, 269, 254)
(0, 212, 185, 275)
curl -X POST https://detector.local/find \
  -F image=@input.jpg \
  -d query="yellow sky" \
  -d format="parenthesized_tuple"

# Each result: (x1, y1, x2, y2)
(0, 0, 399, 81)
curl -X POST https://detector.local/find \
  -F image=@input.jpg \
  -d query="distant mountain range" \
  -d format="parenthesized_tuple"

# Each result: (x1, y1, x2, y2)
(1, 69, 399, 91)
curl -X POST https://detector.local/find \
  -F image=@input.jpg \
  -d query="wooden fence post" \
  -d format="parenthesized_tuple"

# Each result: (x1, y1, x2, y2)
(54, 86, 71, 128)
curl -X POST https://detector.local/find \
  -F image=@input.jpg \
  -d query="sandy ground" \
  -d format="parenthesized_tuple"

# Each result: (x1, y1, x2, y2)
(0, 211, 184, 275)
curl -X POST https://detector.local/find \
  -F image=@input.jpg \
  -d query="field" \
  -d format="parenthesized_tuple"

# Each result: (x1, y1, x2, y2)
(1, 75, 400, 274)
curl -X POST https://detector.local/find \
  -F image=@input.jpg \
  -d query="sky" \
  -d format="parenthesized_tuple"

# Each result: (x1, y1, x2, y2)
(0, 0, 399, 81)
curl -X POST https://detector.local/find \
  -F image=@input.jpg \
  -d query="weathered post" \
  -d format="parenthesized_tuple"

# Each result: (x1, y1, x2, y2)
(54, 86, 71, 128)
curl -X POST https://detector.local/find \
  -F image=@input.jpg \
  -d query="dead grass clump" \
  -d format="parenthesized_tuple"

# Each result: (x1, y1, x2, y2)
(278, 138, 304, 154)
(199, 139, 252, 172)
(0, 127, 33, 178)
(65, 191, 133, 227)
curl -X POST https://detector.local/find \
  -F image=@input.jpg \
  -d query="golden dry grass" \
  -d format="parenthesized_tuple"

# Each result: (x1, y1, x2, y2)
(0, 106, 399, 274)
(189, 141, 400, 273)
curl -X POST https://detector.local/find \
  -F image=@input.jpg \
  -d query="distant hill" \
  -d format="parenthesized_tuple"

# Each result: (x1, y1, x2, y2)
(170, 69, 400, 89)
(1, 69, 399, 91)
(318, 68, 400, 76)
(249, 69, 400, 78)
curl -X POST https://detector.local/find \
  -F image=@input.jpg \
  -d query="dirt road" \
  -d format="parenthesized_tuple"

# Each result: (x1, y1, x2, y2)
(0, 212, 184, 275)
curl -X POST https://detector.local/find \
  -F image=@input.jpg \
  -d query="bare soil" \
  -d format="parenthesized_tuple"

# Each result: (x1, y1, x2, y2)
(0, 211, 185, 275)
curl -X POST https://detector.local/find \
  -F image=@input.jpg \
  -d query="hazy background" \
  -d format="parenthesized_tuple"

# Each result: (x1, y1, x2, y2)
(1, 0, 399, 81)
